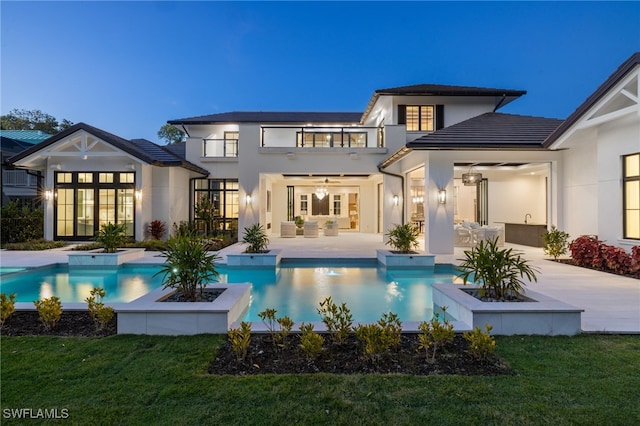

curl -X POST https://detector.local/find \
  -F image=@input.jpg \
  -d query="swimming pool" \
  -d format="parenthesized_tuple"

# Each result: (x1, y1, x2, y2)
(0, 261, 463, 322)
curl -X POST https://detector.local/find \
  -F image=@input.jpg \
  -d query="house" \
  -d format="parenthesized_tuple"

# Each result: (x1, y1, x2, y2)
(8, 52, 639, 252)
(1, 130, 51, 207)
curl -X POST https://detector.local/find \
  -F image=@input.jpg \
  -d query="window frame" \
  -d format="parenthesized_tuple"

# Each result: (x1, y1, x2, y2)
(623, 152, 640, 240)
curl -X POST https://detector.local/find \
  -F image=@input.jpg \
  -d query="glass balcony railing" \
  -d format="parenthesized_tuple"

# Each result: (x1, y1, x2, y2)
(260, 126, 384, 148)
(203, 139, 238, 158)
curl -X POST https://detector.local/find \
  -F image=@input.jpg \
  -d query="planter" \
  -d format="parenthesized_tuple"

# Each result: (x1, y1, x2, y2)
(432, 284, 583, 336)
(324, 223, 339, 236)
(68, 248, 145, 268)
(115, 283, 251, 335)
(226, 249, 282, 268)
(376, 249, 435, 269)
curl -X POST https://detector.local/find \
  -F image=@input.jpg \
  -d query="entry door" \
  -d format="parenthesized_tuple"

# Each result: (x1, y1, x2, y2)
(312, 194, 330, 215)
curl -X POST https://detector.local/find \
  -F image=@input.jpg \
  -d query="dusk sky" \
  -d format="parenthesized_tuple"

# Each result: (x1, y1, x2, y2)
(2, 1, 639, 143)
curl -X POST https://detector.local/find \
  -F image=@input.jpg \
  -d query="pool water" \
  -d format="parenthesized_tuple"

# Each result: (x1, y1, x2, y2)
(0, 262, 463, 322)
(0, 265, 165, 303)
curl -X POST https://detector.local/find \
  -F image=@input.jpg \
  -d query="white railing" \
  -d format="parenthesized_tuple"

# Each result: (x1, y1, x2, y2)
(2, 170, 37, 187)
(261, 126, 384, 148)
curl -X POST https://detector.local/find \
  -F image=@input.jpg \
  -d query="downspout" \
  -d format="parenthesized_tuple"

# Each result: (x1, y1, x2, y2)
(493, 94, 507, 112)
(377, 164, 405, 225)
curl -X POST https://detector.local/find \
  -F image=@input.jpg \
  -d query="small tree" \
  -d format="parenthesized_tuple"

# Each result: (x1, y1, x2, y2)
(385, 223, 420, 254)
(543, 226, 570, 260)
(157, 123, 186, 145)
(95, 222, 128, 253)
(242, 223, 269, 253)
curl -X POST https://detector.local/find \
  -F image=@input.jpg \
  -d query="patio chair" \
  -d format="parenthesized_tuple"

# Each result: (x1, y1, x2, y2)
(280, 221, 296, 238)
(454, 227, 472, 246)
(303, 221, 319, 238)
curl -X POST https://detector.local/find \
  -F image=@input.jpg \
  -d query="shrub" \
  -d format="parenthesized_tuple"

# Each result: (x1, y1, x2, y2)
(570, 235, 605, 269)
(0, 201, 43, 244)
(378, 312, 402, 350)
(299, 323, 324, 358)
(632, 246, 640, 275)
(258, 308, 278, 347)
(147, 220, 167, 240)
(276, 316, 295, 348)
(385, 223, 420, 254)
(317, 296, 352, 345)
(463, 323, 496, 360)
(418, 307, 455, 362)
(155, 234, 220, 302)
(1, 293, 17, 328)
(228, 322, 252, 362)
(543, 226, 570, 260)
(242, 223, 269, 253)
(2, 239, 66, 251)
(33, 296, 62, 331)
(85, 287, 114, 331)
(172, 221, 199, 238)
(602, 245, 634, 274)
(354, 312, 403, 360)
(458, 238, 539, 300)
(95, 222, 128, 253)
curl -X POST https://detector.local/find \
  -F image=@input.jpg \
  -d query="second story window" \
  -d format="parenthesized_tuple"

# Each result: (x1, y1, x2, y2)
(224, 132, 239, 157)
(398, 105, 444, 132)
(203, 131, 238, 157)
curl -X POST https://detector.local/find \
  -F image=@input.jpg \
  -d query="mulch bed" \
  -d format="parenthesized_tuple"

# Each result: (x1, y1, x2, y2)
(1, 311, 117, 337)
(552, 259, 640, 279)
(209, 333, 514, 376)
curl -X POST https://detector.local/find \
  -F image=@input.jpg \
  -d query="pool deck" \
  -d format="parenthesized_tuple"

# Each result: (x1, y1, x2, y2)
(1, 232, 638, 334)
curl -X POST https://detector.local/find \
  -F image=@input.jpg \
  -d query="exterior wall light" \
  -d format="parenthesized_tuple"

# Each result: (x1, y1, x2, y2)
(246, 194, 252, 204)
(135, 190, 142, 201)
(393, 195, 399, 206)
(438, 189, 447, 205)
(45, 190, 53, 201)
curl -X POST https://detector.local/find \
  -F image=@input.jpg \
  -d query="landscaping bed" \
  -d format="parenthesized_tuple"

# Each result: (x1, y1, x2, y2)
(1, 311, 116, 337)
(209, 333, 513, 376)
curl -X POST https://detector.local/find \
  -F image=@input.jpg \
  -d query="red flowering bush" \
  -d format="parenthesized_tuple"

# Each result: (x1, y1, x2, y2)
(632, 246, 640, 275)
(569, 235, 605, 269)
(602, 245, 633, 274)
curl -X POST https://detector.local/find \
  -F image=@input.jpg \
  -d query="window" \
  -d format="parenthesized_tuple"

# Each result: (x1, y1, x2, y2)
(623, 153, 640, 239)
(296, 131, 368, 147)
(192, 179, 239, 232)
(333, 194, 341, 215)
(203, 132, 239, 157)
(224, 132, 239, 157)
(406, 106, 434, 132)
(300, 194, 308, 215)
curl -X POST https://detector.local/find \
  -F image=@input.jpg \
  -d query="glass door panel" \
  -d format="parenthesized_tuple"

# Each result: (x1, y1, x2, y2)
(76, 189, 95, 237)
(99, 189, 116, 227)
(56, 189, 74, 237)
(117, 189, 134, 236)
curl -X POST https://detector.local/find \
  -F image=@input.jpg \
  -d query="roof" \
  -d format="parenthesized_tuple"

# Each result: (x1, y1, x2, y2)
(543, 51, 640, 148)
(8, 122, 208, 175)
(169, 111, 363, 125)
(407, 112, 564, 149)
(1, 136, 33, 156)
(0, 129, 52, 144)
(361, 84, 527, 123)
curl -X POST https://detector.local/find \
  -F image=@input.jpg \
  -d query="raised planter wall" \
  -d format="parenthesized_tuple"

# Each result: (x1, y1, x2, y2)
(433, 284, 583, 336)
(376, 249, 435, 269)
(68, 248, 145, 267)
(226, 249, 282, 268)
(115, 283, 251, 335)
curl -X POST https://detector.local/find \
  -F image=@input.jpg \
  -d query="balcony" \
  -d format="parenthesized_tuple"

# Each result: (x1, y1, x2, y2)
(260, 126, 384, 149)
(2, 170, 38, 187)
(203, 138, 238, 158)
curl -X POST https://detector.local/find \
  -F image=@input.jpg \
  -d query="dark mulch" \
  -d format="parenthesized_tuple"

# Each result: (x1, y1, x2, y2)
(1, 311, 117, 337)
(209, 333, 514, 376)
(552, 258, 640, 279)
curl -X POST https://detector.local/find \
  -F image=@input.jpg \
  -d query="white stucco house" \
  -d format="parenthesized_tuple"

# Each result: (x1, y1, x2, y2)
(8, 52, 639, 253)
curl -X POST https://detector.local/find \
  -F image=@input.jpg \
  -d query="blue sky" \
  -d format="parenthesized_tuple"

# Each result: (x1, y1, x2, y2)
(2, 1, 639, 143)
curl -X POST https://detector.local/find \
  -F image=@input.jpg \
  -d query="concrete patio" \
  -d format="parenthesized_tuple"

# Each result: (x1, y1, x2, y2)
(1, 232, 638, 334)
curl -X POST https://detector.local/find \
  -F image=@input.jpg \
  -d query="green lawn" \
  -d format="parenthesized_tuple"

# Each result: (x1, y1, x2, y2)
(1, 334, 638, 425)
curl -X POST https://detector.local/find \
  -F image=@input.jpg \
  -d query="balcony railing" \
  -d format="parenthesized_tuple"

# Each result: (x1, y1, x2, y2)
(203, 139, 238, 158)
(261, 126, 384, 148)
(2, 170, 38, 187)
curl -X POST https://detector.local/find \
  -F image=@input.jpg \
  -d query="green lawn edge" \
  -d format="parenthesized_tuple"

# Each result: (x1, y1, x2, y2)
(1, 334, 639, 425)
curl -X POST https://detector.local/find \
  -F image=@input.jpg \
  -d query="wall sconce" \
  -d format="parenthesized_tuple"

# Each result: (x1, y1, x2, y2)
(438, 189, 447, 205)
(392, 195, 399, 206)
(45, 190, 53, 201)
(246, 194, 252, 204)
(135, 190, 142, 201)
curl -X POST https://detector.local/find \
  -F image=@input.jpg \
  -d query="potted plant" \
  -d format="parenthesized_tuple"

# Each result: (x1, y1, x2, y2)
(242, 223, 269, 253)
(543, 225, 570, 261)
(457, 238, 539, 301)
(294, 216, 305, 229)
(96, 222, 127, 253)
(376, 223, 434, 268)
(155, 234, 220, 302)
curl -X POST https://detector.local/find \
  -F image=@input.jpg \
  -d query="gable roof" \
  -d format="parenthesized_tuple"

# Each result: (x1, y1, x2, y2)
(8, 122, 208, 175)
(543, 52, 640, 148)
(169, 111, 363, 125)
(361, 84, 527, 123)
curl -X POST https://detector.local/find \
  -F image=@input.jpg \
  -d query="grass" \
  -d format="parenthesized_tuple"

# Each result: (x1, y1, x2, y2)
(1, 334, 638, 425)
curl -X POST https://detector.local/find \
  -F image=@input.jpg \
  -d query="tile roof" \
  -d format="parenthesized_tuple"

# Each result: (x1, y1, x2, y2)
(0, 130, 52, 144)
(407, 112, 564, 149)
(8, 123, 208, 175)
(169, 111, 363, 125)
(543, 51, 640, 148)
(1, 136, 32, 156)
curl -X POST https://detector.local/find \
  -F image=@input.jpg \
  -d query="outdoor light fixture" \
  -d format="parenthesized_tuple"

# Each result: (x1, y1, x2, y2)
(462, 166, 482, 186)
(438, 189, 447, 204)
(45, 190, 53, 201)
(393, 195, 399, 206)
(246, 194, 252, 204)
(315, 178, 329, 200)
(135, 190, 142, 201)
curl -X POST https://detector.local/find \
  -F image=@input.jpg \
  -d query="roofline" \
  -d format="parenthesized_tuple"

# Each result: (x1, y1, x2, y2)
(168, 111, 362, 126)
(543, 52, 640, 148)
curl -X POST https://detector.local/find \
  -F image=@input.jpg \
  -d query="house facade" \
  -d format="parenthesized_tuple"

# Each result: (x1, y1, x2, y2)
(8, 52, 639, 252)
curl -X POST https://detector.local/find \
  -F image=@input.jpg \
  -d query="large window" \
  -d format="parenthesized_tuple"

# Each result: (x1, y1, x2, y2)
(296, 131, 367, 148)
(624, 153, 640, 239)
(193, 179, 238, 233)
(53, 171, 135, 239)
(203, 132, 239, 157)
(405, 105, 434, 132)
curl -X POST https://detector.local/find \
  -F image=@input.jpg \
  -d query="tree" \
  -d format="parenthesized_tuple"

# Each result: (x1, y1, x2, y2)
(0, 109, 73, 134)
(157, 123, 186, 144)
